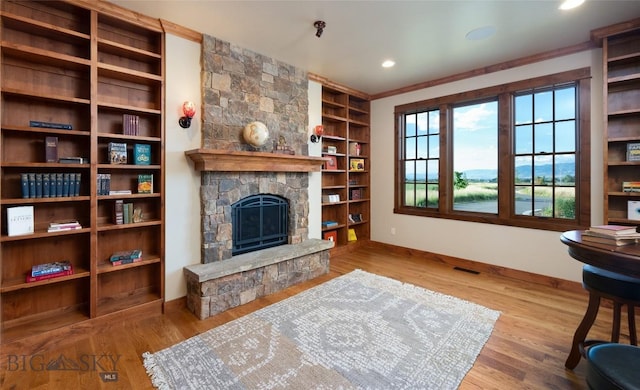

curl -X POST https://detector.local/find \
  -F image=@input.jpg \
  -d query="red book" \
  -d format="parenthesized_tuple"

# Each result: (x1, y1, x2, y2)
(111, 257, 142, 266)
(26, 268, 73, 283)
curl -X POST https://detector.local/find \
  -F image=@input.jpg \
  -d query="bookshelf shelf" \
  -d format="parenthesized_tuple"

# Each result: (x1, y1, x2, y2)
(599, 25, 640, 225)
(0, 0, 164, 345)
(320, 83, 370, 251)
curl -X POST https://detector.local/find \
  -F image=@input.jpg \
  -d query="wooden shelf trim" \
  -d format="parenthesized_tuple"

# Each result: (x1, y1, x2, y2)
(185, 149, 328, 173)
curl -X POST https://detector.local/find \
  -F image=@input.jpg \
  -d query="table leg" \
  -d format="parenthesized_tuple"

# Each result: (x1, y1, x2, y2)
(565, 293, 600, 369)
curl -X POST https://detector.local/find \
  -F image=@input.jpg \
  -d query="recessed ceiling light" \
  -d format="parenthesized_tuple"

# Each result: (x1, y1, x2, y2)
(465, 25, 496, 41)
(559, 0, 585, 10)
(382, 60, 395, 68)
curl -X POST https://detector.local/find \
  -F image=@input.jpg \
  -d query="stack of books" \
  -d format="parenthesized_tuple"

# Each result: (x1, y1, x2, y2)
(582, 225, 640, 246)
(109, 249, 142, 266)
(47, 220, 82, 232)
(27, 260, 73, 282)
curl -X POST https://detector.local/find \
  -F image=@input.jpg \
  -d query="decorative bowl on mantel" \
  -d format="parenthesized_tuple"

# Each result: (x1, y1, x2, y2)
(243, 121, 269, 148)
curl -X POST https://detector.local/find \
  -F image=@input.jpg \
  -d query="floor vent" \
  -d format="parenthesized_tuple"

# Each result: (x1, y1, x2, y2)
(453, 266, 480, 275)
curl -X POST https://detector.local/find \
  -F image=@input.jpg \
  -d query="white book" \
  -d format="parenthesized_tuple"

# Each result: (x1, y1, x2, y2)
(7, 206, 34, 236)
(628, 200, 640, 221)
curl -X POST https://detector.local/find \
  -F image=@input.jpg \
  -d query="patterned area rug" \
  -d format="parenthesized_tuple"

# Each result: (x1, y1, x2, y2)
(143, 269, 500, 389)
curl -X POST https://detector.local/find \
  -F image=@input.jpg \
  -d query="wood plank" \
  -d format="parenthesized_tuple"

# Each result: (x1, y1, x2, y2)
(0, 244, 627, 389)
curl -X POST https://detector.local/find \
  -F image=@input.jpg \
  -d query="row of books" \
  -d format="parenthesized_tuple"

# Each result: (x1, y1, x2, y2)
(97, 174, 154, 195)
(27, 260, 73, 282)
(122, 114, 140, 136)
(582, 224, 640, 246)
(21, 172, 81, 198)
(114, 200, 143, 224)
(110, 249, 142, 266)
(108, 142, 151, 165)
(623, 182, 640, 192)
(47, 220, 82, 233)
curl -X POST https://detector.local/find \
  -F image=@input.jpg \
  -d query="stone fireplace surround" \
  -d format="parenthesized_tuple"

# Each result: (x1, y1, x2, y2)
(184, 150, 332, 319)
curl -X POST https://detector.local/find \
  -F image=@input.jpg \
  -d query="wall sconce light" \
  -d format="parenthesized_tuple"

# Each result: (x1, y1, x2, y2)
(179, 101, 196, 128)
(310, 125, 324, 143)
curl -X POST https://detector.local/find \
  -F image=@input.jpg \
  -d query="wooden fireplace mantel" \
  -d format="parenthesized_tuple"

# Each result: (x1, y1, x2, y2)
(185, 149, 328, 172)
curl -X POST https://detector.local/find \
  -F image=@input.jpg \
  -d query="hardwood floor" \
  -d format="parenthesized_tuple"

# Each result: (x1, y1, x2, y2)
(1, 244, 631, 389)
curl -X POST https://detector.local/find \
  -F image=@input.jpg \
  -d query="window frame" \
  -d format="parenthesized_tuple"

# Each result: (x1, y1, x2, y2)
(394, 68, 591, 232)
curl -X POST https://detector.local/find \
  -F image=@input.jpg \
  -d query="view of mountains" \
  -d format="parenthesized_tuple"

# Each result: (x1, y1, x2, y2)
(413, 162, 575, 181)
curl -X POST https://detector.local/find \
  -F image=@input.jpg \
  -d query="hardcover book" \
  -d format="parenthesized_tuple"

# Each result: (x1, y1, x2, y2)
(7, 206, 34, 236)
(21, 173, 29, 198)
(108, 142, 127, 164)
(137, 174, 153, 194)
(134, 144, 151, 165)
(35, 173, 43, 198)
(45, 136, 58, 163)
(109, 249, 142, 262)
(31, 260, 72, 277)
(30, 121, 72, 130)
(114, 199, 124, 225)
(26, 268, 73, 283)
(627, 142, 640, 162)
(350, 158, 365, 171)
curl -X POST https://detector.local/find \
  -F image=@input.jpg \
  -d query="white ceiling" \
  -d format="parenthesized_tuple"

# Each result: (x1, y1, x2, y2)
(109, 0, 640, 96)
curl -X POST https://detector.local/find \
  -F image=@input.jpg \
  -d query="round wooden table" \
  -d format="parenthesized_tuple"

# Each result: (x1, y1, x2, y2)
(560, 230, 640, 369)
(560, 230, 640, 279)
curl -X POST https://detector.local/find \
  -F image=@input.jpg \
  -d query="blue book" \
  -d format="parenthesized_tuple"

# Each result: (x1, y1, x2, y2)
(35, 173, 43, 198)
(56, 173, 63, 197)
(62, 173, 70, 197)
(21, 173, 29, 198)
(43, 173, 50, 198)
(134, 144, 151, 165)
(28, 173, 36, 198)
(74, 173, 81, 196)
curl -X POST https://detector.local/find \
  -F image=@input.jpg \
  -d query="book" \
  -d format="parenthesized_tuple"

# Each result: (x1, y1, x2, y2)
(111, 257, 143, 267)
(324, 155, 337, 170)
(45, 136, 58, 162)
(122, 114, 139, 135)
(62, 173, 70, 197)
(582, 233, 638, 246)
(28, 173, 36, 198)
(43, 173, 50, 198)
(29, 120, 72, 130)
(7, 206, 34, 236)
(56, 173, 63, 197)
(137, 174, 153, 194)
(108, 142, 127, 164)
(623, 182, 640, 192)
(109, 190, 132, 195)
(350, 158, 365, 171)
(21, 173, 29, 198)
(48, 220, 81, 231)
(73, 173, 81, 196)
(31, 260, 72, 277)
(123, 203, 131, 224)
(323, 230, 337, 242)
(109, 249, 142, 262)
(35, 173, 43, 198)
(114, 200, 124, 225)
(629, 201, 640, 221)
(587, 225, 639, 237)
(134, 144, 151, 165)
(322, 220, 339, 228)
(58, 157, 87, 164)
(627, 142, 640, 162)
(26, 268, 73, 283)
(350, 188, 362, 200)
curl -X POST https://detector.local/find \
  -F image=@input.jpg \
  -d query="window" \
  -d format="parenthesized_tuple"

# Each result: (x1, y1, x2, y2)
(394, 69, 590, 231)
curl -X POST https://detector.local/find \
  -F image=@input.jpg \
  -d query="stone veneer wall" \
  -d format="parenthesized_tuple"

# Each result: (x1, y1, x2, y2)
(201, 171, 309, 263)
(200, 34, 311, 263)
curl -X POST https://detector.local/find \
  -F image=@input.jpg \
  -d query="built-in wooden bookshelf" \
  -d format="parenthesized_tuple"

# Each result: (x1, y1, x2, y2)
(593, 21, 640, 225)
(0, 0, 165, 344)
(320, 84, 370, 252)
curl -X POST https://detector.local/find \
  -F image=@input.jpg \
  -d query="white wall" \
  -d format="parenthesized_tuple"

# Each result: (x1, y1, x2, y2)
(164, 34, 202, 301)
(308, 80, 323, 239)
(370, 50, 604, 283)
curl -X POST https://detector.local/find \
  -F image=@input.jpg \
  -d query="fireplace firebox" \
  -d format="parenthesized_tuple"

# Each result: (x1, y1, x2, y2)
(232, 194, 288, 255)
